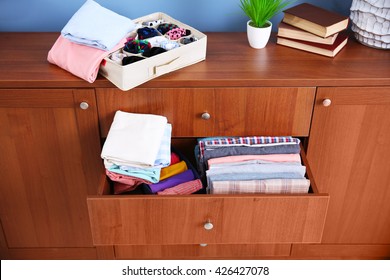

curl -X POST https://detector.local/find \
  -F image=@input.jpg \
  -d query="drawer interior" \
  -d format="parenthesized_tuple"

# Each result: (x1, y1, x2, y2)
(88, 138, 329, 245)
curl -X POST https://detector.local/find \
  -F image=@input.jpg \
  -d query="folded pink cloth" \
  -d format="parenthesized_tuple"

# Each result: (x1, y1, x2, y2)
(207, 153, 301, 168)
(157, 179, 203, 195)
(47, 35, 125, 83)
(106, 169, 151, 194)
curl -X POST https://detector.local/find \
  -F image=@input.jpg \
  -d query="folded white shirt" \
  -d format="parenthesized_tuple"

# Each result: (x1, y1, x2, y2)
(61, 0, 136, 50)
(101, 111, 168, 167)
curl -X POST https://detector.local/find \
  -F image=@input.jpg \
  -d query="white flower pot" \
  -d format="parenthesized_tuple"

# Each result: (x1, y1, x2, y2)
(247, 20, 272, 49)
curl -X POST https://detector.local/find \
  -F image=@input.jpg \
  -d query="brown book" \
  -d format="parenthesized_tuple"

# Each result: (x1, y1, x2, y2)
(282, 3, 349, 38)
(277, 32, 349, 57)
(278, 22, 338, 45)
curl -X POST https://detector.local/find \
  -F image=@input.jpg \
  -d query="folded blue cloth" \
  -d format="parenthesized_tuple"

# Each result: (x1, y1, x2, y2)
(206, 163, 306, 182)
(61, 0, 136, 50)
(154, 124, 172, 167)
(108, 164, 161, 183)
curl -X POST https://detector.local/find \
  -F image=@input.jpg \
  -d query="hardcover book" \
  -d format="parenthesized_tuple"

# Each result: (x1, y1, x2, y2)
(278, 22, 338, 45)
(282, 3, 349, 38)
(277, 32, 349, 57)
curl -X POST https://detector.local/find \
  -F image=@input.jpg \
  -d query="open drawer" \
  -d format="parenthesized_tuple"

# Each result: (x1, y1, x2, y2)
(87, 148, 329, 246)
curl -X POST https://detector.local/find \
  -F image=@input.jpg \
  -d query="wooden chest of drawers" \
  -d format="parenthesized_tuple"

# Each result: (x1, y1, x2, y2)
(1, 32, 389, 260)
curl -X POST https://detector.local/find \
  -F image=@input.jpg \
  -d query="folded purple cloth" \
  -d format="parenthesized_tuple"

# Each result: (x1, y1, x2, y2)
(148, 169, 195, 193)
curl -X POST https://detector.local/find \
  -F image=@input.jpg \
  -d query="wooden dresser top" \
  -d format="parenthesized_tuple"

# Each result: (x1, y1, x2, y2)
(0, 32, 389, 89)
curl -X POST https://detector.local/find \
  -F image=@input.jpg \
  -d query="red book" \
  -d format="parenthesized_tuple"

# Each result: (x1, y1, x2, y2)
(283, 3, 349, 38)
(276, 32, 349, 57)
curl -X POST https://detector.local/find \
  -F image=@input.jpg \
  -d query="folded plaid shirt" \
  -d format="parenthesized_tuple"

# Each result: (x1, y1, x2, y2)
(210, 178, 310, 194)
(157, 179, 203, 195)
(198, 136, 300, 159)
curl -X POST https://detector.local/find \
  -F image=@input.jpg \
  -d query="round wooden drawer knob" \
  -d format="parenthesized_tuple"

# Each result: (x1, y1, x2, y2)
(79, 102, 89, 110)
(201, 112, 211, 120)
(322, 99, 332, 107)
(204, 221, 214, 230)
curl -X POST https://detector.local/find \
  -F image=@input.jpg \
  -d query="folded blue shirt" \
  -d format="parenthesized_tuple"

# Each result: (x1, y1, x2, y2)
(206, 163, 306, 182)
(61, 0, 136, 50)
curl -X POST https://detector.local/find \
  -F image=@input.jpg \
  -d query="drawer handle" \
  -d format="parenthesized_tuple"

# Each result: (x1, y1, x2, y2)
(80, 102, 89, 110)
(204, 221, 214, 230)
(201, 112, 211, 120)
(199, 243, 208, 247)
(322, 99, 332, 107)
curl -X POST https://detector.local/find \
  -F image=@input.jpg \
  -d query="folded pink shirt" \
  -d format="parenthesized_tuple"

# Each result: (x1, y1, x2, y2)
(47, 35, 125, 83)
(207, 153, 301, 168)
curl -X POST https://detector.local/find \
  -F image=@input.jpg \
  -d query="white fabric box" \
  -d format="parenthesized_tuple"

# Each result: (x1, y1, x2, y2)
(99, 12, 207, 91)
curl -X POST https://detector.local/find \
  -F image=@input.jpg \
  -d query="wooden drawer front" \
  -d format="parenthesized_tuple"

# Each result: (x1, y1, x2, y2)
(96, 87, 315, 137)
(213, 87, 315, 137)
(87, 193, 328, 246)
(114, 244, 291, 259)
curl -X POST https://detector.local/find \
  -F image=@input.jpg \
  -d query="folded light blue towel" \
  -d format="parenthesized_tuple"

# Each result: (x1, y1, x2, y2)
(61, 0, 136, 50)
(108, 164, 161, 183)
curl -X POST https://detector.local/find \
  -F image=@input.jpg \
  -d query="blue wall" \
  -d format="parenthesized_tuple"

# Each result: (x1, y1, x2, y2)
(0, 0, 352, 32)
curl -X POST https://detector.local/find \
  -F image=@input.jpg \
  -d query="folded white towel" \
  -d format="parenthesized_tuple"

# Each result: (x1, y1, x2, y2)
(61, 0, 136, 50)
(101, 111, 168, 167)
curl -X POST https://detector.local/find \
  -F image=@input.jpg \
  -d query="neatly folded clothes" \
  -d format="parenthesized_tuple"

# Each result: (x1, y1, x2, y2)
(157, 179, 203, 195)
(148, 169, 195, 193)
(47, 35, 125, 83)
(210, 179, 311, 194)
(61, 0, 136, 50)
(101, 111, 168, 167)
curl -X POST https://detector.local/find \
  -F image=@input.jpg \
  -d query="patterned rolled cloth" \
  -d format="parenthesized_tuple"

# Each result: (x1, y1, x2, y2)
(210, 179, 311, 194)
(159, 160, 188, 181)
(148, 169, 195, 193)
(157, 179, 203, 195)
(157, 23, 179, 35)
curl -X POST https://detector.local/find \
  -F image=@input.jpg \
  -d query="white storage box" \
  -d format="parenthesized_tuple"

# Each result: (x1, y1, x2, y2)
(99, 12, 207, 91)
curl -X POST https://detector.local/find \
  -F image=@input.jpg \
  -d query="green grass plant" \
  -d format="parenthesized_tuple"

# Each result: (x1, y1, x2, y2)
(239, 0, 294, 28)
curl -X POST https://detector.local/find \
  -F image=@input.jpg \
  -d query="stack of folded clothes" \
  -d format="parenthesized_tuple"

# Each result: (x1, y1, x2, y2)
(47, 0, 136, 82)
(195, 136, 310, 194)
(101, 110, 203, 195)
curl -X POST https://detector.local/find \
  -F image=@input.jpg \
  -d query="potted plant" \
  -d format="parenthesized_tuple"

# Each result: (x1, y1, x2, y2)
(240, 0, 294, 48)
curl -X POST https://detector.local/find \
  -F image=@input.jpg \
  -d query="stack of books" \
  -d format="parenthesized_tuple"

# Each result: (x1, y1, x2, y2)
(277, 3, 349, 57)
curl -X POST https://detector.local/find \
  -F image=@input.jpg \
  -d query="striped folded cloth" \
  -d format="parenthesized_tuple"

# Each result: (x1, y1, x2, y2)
(210, 179, 310, 194)
(198, 136, 300, 158)
(157, 179, 203, 195)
